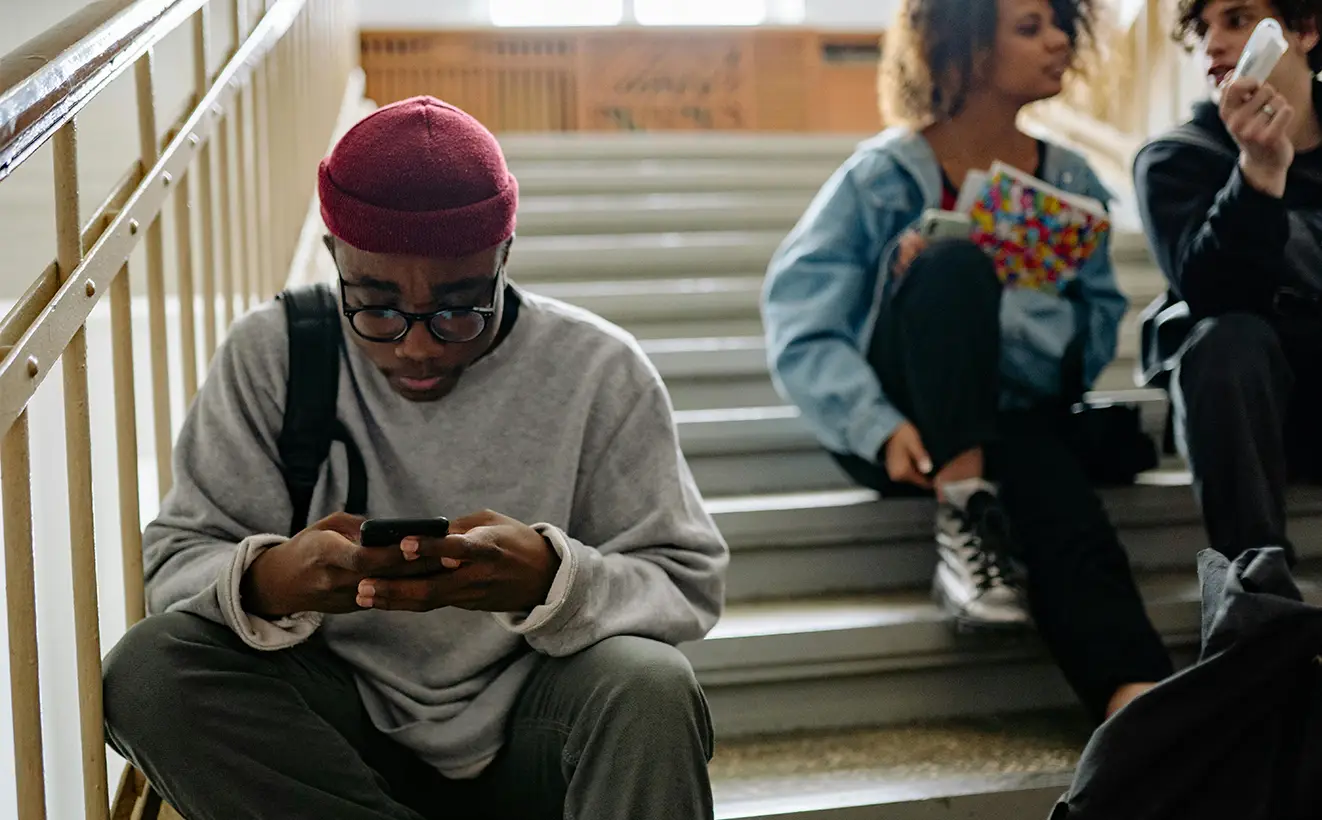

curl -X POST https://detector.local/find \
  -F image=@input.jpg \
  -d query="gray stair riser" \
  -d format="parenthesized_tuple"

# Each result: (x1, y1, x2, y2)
(511, 165, 841, 196)
(709, 485, 1322, 551)
(676, 397, 1169, 458)
(516, 196, 813, 236)
(512, 236, 1157, 283)
(500, 133, 866, 161)
(661, 364, 1147, 411)
(719, 517, 1322, 602)
(693, 574, 1216, 674)
(698, 656, 1078, 738)
(529, 278, 1158, 333)
(689, 451, 857, 497)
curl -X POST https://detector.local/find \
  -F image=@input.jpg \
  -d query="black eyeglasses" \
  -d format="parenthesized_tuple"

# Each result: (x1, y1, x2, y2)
(336, 272, 502, 344)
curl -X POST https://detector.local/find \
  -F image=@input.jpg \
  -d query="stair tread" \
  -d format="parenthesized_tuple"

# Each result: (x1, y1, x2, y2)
(518, 192, 811, 212)
(706, 565, 1322, 642)
(712, 710, 1084, 815)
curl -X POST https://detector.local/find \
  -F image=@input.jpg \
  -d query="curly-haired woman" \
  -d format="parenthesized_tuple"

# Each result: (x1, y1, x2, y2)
(1135, 0, 1322, 566)
(761, 0, 1173, 721)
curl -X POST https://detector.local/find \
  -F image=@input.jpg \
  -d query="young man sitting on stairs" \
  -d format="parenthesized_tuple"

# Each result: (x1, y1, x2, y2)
(100, 96, 729, 820)
(1135, 0, 1322, 565)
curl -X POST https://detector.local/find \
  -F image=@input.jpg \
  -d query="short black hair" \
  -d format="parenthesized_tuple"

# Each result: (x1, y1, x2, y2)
(1174, 0, 1322, 71)
(879, 0, 1100, 124)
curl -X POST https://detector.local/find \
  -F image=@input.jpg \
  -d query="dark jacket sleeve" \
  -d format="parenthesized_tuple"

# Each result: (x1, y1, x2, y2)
(1133, 138, 1291, 317)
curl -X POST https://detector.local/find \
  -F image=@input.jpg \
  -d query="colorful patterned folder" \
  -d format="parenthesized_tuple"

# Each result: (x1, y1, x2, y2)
(960, 161, 1110, 296)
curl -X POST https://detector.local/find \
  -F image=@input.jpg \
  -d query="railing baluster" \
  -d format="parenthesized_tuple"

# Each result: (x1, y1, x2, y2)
(110, 261, 146, 626)
(174, 160, 200, 401)
(233, 0, 257, 311)
(254, 58, 275, 298)
(3, 411, 46, 820)
(217, 110, 237, 329)
(195, 6, 220, 363)
(52, 120, 111, 820)
(134, 52, 175, 499)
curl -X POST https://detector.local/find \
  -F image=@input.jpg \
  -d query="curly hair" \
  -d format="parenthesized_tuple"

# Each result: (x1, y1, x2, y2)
(879, 0, 1100, 125)
(1173, 0, 1322, 71)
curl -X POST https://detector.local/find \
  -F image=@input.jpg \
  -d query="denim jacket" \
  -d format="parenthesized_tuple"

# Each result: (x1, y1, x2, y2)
(761, 127, 1127, 462)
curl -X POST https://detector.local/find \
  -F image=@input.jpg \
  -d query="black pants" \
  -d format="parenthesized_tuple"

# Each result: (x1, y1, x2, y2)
(834, 241, 1173, 721)
(1173, 312, 1322, 563)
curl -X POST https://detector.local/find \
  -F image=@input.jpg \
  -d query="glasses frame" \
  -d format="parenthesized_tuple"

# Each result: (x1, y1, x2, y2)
(333, 265, 504, 345)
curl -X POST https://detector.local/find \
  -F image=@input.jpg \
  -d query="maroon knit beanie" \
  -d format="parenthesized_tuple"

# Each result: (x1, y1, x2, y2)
(318, 96, 518, 257)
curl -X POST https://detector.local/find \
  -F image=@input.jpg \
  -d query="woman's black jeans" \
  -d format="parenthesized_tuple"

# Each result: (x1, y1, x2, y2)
(834, 240, 1174, 721)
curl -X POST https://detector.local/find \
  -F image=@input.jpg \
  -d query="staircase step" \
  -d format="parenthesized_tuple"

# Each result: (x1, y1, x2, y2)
(500, 132, 867, 162)
(707, 483, 1322, 601)
(516, 193, 813, 236)
(526, 265, 1163, 327)
(676, 393, 1169, 497)
(660, 359, 1145, 412)
(510, 231, 1157, 283)
(510, 160, 843, 196)
(712, 712, 1084, 819)
(684, 565, 1322, 738)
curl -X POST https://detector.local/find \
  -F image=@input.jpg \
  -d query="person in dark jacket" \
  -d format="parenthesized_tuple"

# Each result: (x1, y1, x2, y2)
(1134, 0, 1322, 563)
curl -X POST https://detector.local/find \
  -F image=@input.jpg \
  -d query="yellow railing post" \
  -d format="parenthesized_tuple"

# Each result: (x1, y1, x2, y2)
(134, 51, 176, 500)
(3, 410, 46, 820)
(195, 4, 221, 362)
(52, 119, 112, 820)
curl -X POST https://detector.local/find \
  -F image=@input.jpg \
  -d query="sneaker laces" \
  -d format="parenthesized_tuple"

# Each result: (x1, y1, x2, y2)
(955, 492, 1019, 592)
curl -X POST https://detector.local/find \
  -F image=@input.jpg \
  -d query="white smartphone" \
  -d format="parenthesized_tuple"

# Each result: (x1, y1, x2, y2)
(1232, 18, 1288, 84)
(917, 209, 973, 241)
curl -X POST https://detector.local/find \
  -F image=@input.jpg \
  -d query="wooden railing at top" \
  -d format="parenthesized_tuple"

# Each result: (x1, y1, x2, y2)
(0, 0, 356, 817)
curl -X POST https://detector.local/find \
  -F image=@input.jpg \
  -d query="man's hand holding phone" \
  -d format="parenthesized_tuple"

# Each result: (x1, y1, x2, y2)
(356, 510, 561, 614)
(242, 512, 440, 617)
(1221, 76, 1295, 198)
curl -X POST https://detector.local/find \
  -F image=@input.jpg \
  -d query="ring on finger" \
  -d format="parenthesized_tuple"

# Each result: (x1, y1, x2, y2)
(1263, 102, 1277, 118)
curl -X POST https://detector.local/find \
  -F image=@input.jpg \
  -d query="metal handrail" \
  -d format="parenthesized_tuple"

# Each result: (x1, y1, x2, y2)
(0, 0, 208, 185)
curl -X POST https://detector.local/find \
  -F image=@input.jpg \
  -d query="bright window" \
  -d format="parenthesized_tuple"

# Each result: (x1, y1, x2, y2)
(490, 0, 624, 27)
(635, 0, 767, 26)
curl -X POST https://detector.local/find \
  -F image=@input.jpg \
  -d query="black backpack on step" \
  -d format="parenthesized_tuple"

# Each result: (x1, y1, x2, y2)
(274, 283, 368, 536)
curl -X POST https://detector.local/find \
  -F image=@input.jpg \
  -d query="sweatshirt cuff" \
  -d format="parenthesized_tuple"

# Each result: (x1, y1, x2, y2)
(847, 402, 906, 464)
(491, 524, 577, 635)
(219, 534, 323, 651)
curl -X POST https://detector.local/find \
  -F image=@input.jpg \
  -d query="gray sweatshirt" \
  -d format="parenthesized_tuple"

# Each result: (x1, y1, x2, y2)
(142, 287, 729, 778)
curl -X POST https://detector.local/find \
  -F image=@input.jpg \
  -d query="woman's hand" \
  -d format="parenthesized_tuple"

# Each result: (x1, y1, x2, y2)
(892, 231, 928, 277)
(882, 421, 933, 489)
(1219, 76, 1294, 197)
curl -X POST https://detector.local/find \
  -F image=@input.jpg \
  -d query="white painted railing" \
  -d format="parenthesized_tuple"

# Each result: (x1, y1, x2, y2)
(0, 0, 357, 817)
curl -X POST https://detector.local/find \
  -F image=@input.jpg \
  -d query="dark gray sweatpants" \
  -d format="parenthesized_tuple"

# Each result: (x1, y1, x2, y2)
(102, 612, 715, 820)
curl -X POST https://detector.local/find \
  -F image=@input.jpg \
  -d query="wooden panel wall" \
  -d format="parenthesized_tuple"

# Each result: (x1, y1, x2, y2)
(360, 28, 886, 133)
(360, 25, 1132, 135)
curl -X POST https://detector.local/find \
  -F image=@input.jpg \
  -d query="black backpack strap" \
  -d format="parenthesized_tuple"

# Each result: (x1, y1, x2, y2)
(276, 283, 367, 536)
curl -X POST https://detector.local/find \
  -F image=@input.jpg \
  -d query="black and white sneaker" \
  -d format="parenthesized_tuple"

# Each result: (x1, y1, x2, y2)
(932, 481, 1031, 632)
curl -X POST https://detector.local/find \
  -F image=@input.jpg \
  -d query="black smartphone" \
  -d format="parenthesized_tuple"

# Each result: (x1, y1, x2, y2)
(359, 517, 451, 547)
